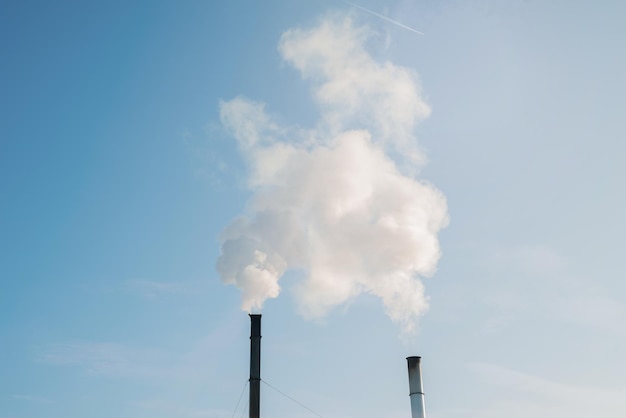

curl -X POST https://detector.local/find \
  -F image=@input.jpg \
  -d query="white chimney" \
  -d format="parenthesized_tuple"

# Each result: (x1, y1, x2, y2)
(406, 356, 426, 418)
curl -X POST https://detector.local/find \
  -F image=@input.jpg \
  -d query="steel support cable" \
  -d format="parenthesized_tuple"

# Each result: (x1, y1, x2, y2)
(239, 400, 248, 418)
(231, 380, 249, 418)
(261, 379, 326, 418)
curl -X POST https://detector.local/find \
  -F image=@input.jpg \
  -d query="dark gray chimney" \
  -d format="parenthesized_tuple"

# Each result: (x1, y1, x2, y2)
(249, 314, 262, 418)
(406, 356, 426, 418)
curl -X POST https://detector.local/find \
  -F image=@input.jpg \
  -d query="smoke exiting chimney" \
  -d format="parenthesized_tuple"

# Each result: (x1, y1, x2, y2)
(249, 314, 262, 418)
(407, 356, 426, 418)
(216, 16, 449, 335)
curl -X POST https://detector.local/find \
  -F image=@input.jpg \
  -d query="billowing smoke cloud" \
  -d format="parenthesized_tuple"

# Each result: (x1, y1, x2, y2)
(216, 15, 448, 332)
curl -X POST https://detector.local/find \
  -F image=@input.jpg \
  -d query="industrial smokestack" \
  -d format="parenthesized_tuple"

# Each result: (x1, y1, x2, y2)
(407, 356, 426, 418)
(249, 314, 262, 418)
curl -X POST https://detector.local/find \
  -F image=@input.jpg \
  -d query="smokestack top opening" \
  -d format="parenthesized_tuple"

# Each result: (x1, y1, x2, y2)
(406, 356, 424, 395)
(407, 356, 423, 376)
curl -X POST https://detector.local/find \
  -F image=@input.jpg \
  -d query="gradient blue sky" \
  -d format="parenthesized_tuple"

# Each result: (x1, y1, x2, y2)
(2, 1, 625, 417)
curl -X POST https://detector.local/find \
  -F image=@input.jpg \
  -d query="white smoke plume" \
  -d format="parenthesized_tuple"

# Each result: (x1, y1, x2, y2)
(216, 15, 448, 332)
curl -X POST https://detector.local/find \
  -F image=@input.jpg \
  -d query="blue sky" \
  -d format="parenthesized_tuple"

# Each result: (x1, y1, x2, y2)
(2, 1, 625, 417)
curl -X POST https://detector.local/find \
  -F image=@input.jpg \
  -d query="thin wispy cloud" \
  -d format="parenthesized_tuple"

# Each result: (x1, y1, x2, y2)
(183, 126, 234, 188)
(132, 399, 232, 418)
(124, 279, 209, 299)
(467, 362, 626, 418)
(38, 342, 176, 378)
(486, 244, 570, 276)
(37, 313, 243, 381)
(478, 244, 626, 333)
(10, 394, 53, 404)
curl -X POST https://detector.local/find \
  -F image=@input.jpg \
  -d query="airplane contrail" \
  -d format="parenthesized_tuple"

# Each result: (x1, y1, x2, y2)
(342, 0, 425, 35)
